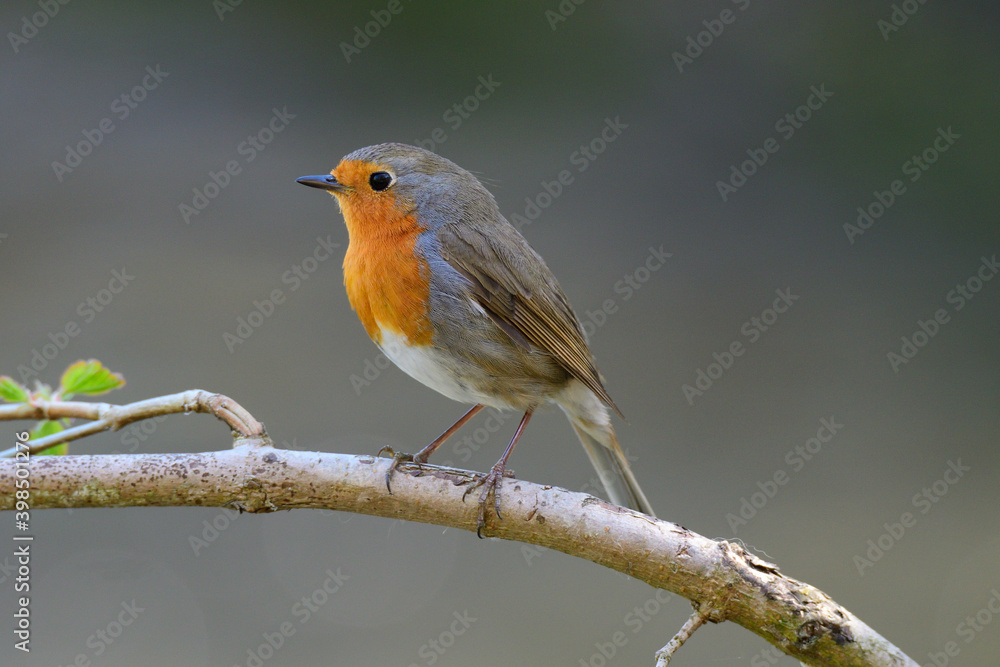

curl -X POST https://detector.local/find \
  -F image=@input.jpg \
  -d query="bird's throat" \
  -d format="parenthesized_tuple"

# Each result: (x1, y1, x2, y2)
(341, 208, 433, 348)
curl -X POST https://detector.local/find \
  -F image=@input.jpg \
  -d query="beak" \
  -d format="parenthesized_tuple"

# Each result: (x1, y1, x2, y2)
(296, 174, 349, 193)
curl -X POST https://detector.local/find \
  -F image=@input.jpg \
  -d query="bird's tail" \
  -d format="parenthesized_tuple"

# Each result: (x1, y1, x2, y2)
(568, 420, 656, 517)
(557, 382, 655, 517)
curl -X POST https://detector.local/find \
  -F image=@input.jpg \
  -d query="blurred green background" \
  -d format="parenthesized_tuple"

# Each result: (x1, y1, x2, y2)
(2, 1, 998, 665)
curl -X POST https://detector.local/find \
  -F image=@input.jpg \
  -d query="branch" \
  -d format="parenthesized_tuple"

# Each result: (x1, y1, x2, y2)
(655, 608, 711, 666)
(0, 390, 264, 457)
(1, 441, 916, 666)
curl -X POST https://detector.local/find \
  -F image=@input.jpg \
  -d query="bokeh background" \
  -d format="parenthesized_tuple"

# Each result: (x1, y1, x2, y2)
(2, 2, 999, 665)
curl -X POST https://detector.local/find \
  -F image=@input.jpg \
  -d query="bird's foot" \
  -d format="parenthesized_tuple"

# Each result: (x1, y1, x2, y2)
(376, 446, 429, 494)
(463, 462, 515, 538)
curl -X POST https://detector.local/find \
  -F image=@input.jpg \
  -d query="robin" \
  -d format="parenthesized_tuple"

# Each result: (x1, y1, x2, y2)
(297, 143, 655, 532)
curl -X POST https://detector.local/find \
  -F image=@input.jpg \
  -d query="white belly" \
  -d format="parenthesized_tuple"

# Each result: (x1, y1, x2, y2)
(377, 329, 513, 409)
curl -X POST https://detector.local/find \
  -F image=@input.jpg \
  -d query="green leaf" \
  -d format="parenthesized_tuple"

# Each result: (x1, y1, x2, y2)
(0, 376, 29, 403)
(31, 420, 67, 456)
(59, 360, 126, 398)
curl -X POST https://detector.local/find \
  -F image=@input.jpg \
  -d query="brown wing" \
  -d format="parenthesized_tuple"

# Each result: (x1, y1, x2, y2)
(437, 221, 623, 418)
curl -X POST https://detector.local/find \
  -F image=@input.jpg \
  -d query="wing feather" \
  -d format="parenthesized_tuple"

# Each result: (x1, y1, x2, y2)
(437, 222, 623, 418)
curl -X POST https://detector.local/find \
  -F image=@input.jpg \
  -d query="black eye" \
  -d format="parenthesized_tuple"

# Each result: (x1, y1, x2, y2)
(369, 171, 393, 191)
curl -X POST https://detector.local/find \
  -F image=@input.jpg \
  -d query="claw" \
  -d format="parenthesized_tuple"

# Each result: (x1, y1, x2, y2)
(463, 462, 511, 538)
(375, 406, 487, 495)
(377, 446, 415, 494)
(493, 480, 503, 519)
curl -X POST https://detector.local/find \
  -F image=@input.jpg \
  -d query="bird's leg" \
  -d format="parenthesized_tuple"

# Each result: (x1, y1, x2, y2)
(378, 404, 485, 492)
(464, 408, 533, 537)
(414, 404, 486, 463)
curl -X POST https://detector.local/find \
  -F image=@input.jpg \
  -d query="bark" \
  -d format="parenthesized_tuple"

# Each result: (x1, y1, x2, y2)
(1, 436, 916, 667)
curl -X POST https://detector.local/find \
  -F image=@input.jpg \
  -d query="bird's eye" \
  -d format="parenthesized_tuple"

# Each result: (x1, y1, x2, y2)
(369, 171, 393, 191)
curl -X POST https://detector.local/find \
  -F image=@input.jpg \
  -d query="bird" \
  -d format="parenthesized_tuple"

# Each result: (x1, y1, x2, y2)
(297, 143, 655, 533)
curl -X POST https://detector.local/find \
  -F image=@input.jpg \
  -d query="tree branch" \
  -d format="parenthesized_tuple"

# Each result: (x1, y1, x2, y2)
(655, 608, 711, 665)
(0, 390, 264, 457)
(1, 438, 916, 666)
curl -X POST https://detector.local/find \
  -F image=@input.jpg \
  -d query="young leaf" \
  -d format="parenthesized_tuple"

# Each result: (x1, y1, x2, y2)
(59, 360, 126, 398)
(32, 419, 67, 456)
(0, 376, 29, 403)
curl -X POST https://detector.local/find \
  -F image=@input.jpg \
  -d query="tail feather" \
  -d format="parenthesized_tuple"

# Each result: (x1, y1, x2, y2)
(569, 420, 656, 517)
(556, 379, 656, 516)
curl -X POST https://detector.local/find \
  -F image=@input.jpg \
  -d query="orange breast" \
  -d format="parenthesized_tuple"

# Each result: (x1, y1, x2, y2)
(342, 210, 433, 347)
